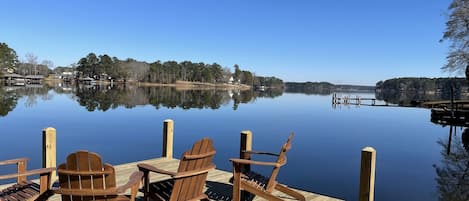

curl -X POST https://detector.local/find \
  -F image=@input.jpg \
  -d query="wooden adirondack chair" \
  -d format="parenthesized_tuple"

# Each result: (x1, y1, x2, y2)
(0, 158, 55, 201)
(138, 138, 216, 201)
(53, 150, 143, 201)
(230, 133, 306, 201)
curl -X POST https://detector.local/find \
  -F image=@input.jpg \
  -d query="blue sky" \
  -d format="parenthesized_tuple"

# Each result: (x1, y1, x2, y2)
(0, 0, 454, 85)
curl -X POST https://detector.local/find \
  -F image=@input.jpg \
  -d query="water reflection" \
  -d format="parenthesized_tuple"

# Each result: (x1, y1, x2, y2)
(0, 83, 283, 115)
(434, 124, 469, 200)
(0, 86, 18, 116)
(376, 88, 469, 107)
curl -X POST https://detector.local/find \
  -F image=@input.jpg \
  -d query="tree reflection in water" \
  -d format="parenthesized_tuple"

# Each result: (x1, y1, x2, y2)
(434, 126, 469, 201)
(0, 86, 18, 116)
(0, 83, 284, 115)
(73, 84, 283, 111)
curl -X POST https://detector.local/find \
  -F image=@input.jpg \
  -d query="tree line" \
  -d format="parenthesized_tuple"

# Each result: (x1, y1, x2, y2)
(285, 82, 374, 95)
(0, 42, 284, 88)
(375, 77, 469, 106)
(75, 52, 284, 88)
(0, 42, 54, 76)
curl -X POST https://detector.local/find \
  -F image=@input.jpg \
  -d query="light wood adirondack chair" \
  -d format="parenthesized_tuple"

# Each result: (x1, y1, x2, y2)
(0, 158, 55, 201)
(53, 150, 143, 201)
(230, 133, 306, 201)
(138, 138, 216, 201)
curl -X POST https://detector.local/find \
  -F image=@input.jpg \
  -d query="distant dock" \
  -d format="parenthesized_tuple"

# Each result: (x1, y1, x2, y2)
(332, 93, 388, 107)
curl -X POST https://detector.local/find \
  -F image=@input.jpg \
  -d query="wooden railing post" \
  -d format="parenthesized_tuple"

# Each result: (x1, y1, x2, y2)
(240, 130, 252, 172)
(17, 159, 27, 182)
(42, 127, 57, 182)
(359, 147, 376, 201)
(162, 119, 174, 159)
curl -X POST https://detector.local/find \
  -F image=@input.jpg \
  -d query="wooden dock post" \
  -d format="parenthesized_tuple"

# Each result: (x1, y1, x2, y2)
(17, 159, 27, 183)
(240, 130, 252, 172)
(42, 127, 57, 182)
(358, 147, 376, 201)
(162, 119, 174, 159)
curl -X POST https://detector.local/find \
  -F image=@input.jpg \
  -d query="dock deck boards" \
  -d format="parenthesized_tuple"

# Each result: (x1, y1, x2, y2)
(1, 157, 343, 201)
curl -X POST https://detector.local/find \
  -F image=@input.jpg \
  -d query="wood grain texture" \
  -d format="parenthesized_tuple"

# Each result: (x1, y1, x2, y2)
(1, 157, 342, 201)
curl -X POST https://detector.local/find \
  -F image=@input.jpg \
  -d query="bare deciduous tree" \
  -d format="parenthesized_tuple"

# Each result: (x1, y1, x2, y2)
(41, 60, 54, 69)
(441, 0, 469, 78)
(25, 53, 38, 75)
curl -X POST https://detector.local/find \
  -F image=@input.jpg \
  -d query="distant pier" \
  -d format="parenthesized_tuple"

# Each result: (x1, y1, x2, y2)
(332, 93, 388, 107)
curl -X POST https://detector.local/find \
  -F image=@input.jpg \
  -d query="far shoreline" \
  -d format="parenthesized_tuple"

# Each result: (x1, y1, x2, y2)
(44, 78, 253, 90)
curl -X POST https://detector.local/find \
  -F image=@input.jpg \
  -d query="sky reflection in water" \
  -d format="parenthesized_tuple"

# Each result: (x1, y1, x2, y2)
(0, 85, 459, 201)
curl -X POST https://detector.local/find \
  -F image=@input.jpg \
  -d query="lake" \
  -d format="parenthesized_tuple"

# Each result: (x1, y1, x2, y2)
(0, 83, 462, 201)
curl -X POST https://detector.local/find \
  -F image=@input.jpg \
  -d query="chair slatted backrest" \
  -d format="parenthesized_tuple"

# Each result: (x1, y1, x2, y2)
(170, 138, 216, 201)
(57, 151, 117, 201)
(265, 133, 294, 192)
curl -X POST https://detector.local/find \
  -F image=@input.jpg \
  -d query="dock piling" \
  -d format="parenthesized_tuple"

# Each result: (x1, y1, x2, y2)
(358, 147, 376, 201)
(240, 130, 252, 172)
(162, 119, 174, 159)
(42, 127, 57, 182)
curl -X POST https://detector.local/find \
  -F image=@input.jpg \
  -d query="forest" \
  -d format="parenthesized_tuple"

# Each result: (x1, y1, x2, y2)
(0, 42, 284, 88)
(73, 53, 284, 88)
(375, 77, 469, 105)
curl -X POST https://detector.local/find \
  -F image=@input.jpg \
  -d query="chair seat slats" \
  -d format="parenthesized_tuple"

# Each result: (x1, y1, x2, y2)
(0, 182, 40, 201)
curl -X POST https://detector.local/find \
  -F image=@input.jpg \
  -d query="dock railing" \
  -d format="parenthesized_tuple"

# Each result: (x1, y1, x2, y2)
(41, 119, 376, 201)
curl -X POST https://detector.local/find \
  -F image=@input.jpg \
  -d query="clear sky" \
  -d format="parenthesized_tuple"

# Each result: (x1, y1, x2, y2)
(0, 0, 455, 85)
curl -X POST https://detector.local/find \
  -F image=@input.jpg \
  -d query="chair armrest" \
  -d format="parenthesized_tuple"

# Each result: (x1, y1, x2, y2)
(230, 158, 280, 167)
(116, 171, 144, 194)
(242, 150, 280, 157)
(0, 158, 29, 166)
(138, 163, 177, 176)
(0, 167, 55, 180)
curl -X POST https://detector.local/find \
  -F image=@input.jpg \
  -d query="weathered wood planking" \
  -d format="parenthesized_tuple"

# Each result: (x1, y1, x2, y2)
(1, 157, 343, 201)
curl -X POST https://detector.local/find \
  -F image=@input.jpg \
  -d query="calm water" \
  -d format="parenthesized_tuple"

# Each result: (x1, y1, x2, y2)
(0, 84, 461, 201)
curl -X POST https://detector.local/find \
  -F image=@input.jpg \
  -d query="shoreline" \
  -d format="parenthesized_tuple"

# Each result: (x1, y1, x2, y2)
(44, 78, 252, 90)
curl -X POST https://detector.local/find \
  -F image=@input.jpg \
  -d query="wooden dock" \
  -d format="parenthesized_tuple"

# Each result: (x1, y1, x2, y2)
(0, 157, 343, 201)
(2, 120, 380, 201)
(331, 93, 391, 107)
(423, 100, 469, 126)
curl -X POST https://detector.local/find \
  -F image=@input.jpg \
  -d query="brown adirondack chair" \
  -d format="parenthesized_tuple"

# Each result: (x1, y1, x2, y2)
(138, 138, 216, 201)
(53, 150, 143, 201)
(230, 133, 306, 201)
(0, 158, 55, 201)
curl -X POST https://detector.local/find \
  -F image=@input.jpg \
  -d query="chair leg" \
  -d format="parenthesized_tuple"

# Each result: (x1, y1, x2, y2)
(140, 169, 150, 201)
(275, 184, 306, 201)
(242, 184, 284, 201)
(232, 163, 242, 201)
